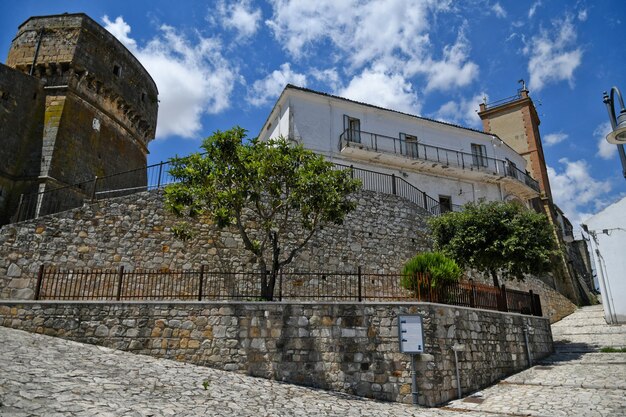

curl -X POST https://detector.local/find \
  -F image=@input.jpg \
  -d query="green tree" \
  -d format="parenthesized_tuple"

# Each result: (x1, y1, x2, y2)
(165, 127, 361, 300)
(401, 252, 462, 291)
(428, 201, 558, 287)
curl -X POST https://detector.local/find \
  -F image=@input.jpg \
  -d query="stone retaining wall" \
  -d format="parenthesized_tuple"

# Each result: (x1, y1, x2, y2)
(0, 301, 552, 406)
(0, 189, 431, 300)
(0, 187, 575, 323)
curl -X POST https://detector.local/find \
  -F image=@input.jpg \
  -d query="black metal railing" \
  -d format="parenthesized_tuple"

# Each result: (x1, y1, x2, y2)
(332, 163, 450, 215)
(339, 129, 540, 192)
(13, 160, 177, 223)
(13, 153, 458, 222)
(482, 92, 523, 110)
(32, 265, 543, 316)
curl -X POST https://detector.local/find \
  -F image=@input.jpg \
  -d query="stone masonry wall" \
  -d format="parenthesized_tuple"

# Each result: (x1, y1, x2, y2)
(0, 189, 431, 299)
(0, 301, 553, 406)
(0, 64, 45, 224)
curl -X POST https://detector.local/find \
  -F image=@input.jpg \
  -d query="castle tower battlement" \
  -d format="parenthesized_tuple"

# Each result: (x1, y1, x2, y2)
(0, 13, 158, 225)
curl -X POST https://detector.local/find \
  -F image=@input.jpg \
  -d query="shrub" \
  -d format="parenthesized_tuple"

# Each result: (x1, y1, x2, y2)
(401, 252, 462, 290)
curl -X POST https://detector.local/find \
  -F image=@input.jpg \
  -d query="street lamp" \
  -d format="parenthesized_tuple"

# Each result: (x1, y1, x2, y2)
(603, 87, 626, 178)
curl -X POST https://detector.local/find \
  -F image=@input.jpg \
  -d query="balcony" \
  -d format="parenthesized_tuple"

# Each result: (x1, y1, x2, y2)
(339, 129, 540, 197)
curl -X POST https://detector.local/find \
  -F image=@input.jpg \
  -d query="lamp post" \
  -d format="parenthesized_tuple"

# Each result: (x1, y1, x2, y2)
(602, 87, 626, 179)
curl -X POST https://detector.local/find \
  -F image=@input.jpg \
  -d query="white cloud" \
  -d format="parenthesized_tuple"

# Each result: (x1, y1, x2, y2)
(247, 63, 307, 107)
(547, 158, 612, 229)
(310, 68, 342, 91)
(432, 92, 486, 128)
(218, 0, 262, 39)
(528, 1, 541, 18)
(491, 3, 507, 18)
(266, 0, 449, 66)
(595, 121, 618, 159)
(420, 33, 479, 92)
(523, 16, 583, 92)
(102, 16, 137, 49)
(103, 16, 238, 139)
(266, 0, 477, 94)
(338, 68, 422, 115)
(577, 9, 588, 22)
(544, 132, 568, 146)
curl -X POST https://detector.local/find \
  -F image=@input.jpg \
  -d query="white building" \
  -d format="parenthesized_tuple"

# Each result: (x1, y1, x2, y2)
(259, 85, 540, 212)
(583, 196, 626, 324)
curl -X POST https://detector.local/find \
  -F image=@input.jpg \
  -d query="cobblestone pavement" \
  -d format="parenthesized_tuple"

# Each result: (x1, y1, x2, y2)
(1, 305, 624, 417)
(0, 326, 503, 417)
(445, 305, 626, 417)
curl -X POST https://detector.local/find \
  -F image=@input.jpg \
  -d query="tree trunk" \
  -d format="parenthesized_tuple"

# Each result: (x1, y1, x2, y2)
(260, 269, 277, 301)
(490, 269, 500, 288)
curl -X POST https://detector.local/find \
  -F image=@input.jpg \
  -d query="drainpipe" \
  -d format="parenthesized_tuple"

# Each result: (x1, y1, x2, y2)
(30, 29, 45, 76)
(595, 248, 617, 324)
(451, 343, 465, 399)
(523, 324, 532, 366)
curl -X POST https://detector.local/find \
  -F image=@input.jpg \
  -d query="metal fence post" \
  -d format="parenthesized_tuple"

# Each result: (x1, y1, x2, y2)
(499, 284, 508, 312)
(391, 174, 397, 195)
(198, 265, 204, 301)
(157, 161, 164, 189)
(279, 270, 283, 302)
(16, 194, 24, 222)
(422, 191, 428, 210)
(91, 176, 99, 202)
(350, 164, 354, 179)
(357, 266, 362, 302)
(34, 264, 45, 300)
(469, 278, 476, 308)
(116, 265, 124, 301)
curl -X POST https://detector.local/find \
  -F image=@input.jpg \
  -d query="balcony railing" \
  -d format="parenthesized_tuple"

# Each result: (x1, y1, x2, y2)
(339, 129, 540, 192)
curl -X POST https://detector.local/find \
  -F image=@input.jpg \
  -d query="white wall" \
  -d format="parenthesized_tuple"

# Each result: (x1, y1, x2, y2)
(258, 88, 530, 206)
(279, 91, 527, 168)
(584, 196, 626, 324)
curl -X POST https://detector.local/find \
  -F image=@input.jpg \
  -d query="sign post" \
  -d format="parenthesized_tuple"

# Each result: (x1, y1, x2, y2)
(398, 315, 424, 405)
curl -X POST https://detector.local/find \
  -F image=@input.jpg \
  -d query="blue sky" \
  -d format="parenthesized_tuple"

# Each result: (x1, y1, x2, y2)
(2, 1, 625, 229)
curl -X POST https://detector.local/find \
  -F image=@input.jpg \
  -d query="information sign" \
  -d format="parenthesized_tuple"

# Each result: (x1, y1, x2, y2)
(398, 315, 424, 353)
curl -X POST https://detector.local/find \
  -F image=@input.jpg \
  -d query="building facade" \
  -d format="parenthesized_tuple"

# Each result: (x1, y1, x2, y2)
(260, 85, 595, 306)
(259, 85, 540, 212)
(583, 196, 626, 324)
(0, 13, 158, 225)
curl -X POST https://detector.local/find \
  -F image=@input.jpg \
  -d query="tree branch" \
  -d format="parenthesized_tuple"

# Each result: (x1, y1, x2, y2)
(234, 210, 261, 257)
(279, 213, 321, 268)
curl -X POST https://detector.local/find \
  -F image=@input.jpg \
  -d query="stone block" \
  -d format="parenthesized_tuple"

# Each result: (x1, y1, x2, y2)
(7, 263, 21, 277)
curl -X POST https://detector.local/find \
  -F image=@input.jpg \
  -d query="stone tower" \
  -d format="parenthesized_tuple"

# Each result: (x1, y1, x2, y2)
(477, 86, 552, 201)
(478, 85, 595, 306)
(0, 13, 158, 224)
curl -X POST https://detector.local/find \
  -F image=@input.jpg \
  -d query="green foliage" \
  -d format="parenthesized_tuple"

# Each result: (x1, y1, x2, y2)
(164, 127, 362, 300)
(599, 347, 626, 353)
(401, 252, 462, 290)
(428, 201, 558, 287)
(202, 379, 210, 390)
(171, 221, 195, 241)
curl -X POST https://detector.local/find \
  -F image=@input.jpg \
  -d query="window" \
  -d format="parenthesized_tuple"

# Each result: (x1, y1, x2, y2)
(439, 195, 452, 213)
(471, 143, 487, 167)
(113, 65, 122, 77)
(343, 115, 361, 143)
(403, 134, 419, 158)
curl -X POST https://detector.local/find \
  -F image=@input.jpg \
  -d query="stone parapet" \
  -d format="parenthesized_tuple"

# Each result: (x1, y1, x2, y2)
(0, 300, 553, 406)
